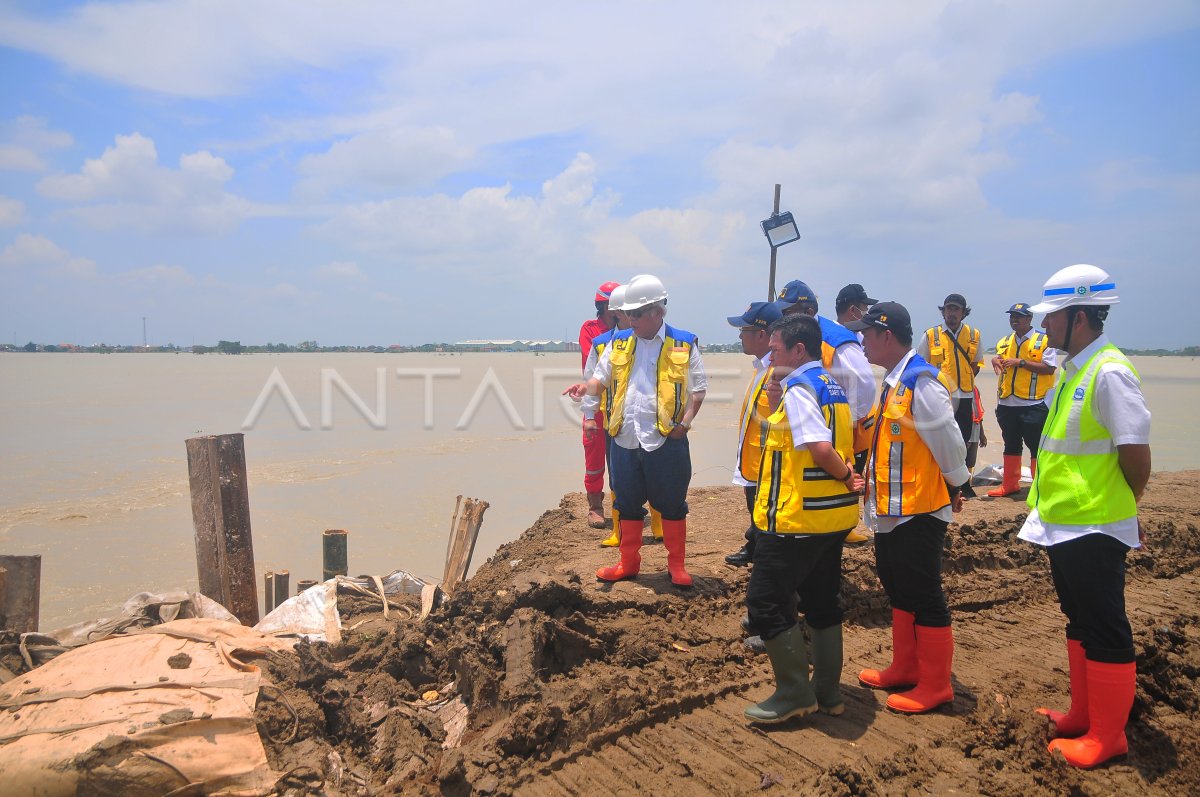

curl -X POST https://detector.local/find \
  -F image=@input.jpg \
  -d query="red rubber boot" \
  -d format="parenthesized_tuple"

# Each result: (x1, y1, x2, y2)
(596, 519, 643, 581)
(858, 609, 919, 689)
(1036, 638, 1089, 738)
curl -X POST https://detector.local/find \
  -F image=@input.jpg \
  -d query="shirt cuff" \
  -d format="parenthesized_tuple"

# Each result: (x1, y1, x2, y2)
(943, 465, 971, 486)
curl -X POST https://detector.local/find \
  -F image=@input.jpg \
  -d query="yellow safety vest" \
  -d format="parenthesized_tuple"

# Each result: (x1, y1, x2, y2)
(925, 324, 981, 393)
(753, 366, 859, 534)
(870, 355, 952, 517)
(736, 364, 774, 482)
(606, 325, 699, 437)
(996, 331, 1054, 401)
(590, 330, 616, 415)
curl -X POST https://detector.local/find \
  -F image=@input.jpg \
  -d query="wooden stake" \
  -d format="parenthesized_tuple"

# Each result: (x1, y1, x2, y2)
(185, 433, 259, 625)
(297, 579, 318, 595)
(273, 569, 290, 608)
(0, 555, 41, 633)
(263, 570, 275, 615)
(443, 496, 490, 593)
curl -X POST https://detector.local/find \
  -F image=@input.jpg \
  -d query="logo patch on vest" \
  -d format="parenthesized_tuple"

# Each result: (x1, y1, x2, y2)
(1073, 387, 1086, 400)
(890, 422, 901, 435)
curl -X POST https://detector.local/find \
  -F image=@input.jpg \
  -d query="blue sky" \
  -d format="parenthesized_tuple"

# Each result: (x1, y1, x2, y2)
(1, 1, 1197, 348)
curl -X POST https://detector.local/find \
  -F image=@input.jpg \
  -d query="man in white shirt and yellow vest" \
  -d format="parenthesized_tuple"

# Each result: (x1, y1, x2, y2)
(576, 285, 665, 547)
(847, 302, 970, 715)
(723, 300, 783, 567)
(987, 302, 1057, 497)
(743, 314, 863, 723)
(1019, 264, 1151, 769)
(588, 274, 707, 587)
(918, 293, 983, 482)
(776, 280, 876, 542)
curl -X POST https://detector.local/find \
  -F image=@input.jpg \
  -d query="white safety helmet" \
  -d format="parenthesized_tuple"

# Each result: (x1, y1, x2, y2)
(1028, 264, 1120, 314)
(607, 284, 627, 311)
(618, 274, 668, 311)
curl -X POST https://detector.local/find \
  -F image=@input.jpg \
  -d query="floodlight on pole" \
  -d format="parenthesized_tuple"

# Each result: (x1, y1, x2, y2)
(760, 211, 801, 249)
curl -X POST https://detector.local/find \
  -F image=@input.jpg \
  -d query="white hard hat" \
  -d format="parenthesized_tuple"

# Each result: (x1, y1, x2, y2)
(607, 284, 627, 310)
(1028, 264, 1120, 314)
(618, 274, 668, 311)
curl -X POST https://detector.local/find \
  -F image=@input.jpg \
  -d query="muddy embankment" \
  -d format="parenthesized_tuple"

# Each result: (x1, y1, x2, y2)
(258, 470, 1200, 796)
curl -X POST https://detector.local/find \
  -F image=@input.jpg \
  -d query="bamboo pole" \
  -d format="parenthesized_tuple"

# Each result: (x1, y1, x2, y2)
(185, 433, 259, 625)
(323, 529, 348, 581)
(0, 555, 41, 633)
(297, 579, 318, 595)
(442, 496, 490, 593)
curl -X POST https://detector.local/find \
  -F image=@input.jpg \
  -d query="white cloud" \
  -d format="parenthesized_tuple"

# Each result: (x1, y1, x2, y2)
(0, 196, 26, 226)
(36, 133, 271, 234)
(312, 261, 364, 280)
(296, 127, 473, 198)
(119, 264, 196, 287)
(0, 116, 73, 171)
(1091, 159, 1200, 203)
(0, 233, 96, 277)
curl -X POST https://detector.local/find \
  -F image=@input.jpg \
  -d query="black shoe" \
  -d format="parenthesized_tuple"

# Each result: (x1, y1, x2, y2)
(961, 482, 978, 499)
(725, 545, 753, 567)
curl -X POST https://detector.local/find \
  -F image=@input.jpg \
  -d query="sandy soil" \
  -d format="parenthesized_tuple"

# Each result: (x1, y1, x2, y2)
(256, 470, 1200, 796)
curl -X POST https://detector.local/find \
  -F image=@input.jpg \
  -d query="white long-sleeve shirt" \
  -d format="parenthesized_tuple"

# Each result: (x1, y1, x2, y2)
(865, 349, 970, 534)
(827, 338, 876, 422)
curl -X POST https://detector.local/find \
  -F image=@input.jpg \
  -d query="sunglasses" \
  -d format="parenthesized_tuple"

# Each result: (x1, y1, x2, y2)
(629, 306, 655, 319)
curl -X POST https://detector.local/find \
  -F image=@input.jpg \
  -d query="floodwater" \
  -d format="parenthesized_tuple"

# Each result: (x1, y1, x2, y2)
(1, 351, 1197, 630)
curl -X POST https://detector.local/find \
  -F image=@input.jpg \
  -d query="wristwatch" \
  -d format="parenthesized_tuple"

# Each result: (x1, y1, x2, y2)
(678, 421, 692, 430)
(1018, 358, 1026, 369)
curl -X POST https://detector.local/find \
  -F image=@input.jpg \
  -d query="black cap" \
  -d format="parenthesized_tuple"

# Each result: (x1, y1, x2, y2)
(844, 301, 913, 337)
(940, 293, 968, 309)
(1006, 302, 1033, 317)
(836, 283, 878, 307)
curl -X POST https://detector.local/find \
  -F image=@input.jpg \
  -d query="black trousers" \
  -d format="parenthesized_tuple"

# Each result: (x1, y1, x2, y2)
(1047, 533, 1135, 663)
(742, 486, 759, 549)
(874, 514, 951, 627)
(746, 531, 849, 641)
(952, 394, 974, 444)
(995, 403, 1048, 458)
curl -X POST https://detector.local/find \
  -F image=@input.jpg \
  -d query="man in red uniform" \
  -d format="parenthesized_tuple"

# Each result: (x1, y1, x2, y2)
(578, 282, 620, 528)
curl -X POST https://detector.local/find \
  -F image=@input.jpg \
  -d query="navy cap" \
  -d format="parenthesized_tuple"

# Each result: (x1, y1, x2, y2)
(776, 280, 818, 309)
(836, 283, 877, 307)
(844, 301, 913, 337)
(1006, 302, 1033, 317)
(940, 293, 968, 309)
(727, 300, 783, 330)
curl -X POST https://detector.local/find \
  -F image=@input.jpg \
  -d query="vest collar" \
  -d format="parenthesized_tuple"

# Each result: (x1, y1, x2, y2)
(1062, 333, 1111, 377)
(753, 350, 773, 371)
(884, 349, 918, 389)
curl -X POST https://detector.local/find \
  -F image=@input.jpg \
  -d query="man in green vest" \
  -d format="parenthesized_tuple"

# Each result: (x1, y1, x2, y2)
(1019, 264, 1151, 769)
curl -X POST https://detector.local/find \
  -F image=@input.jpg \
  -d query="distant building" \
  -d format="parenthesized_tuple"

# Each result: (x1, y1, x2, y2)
(454, 339, 576, 352)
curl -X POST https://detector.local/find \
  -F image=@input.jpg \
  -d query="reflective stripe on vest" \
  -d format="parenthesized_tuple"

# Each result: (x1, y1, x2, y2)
(606, 325, 698, 437)
(752, 366, 858, 535)
(736, 365, 774, 482)
(870, 355, 952, 517)
(926, 324, 980, 392)
(996, 332, 1054, 401)
(1028, 344, 1139, 525)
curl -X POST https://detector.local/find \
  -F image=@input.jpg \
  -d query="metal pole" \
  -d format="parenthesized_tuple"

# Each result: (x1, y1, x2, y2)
(0, 555, 41, 633)
(768, 183, 782, 301)
(185, 433, 260, 625)
(273, 569, 290, 608)
(323, 529, 348, 581)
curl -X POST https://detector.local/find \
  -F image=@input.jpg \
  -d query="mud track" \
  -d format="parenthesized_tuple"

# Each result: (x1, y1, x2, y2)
(259, 470, 1200, 796)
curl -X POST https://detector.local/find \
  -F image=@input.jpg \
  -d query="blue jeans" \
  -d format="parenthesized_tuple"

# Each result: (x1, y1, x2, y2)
(608, 435, 691, 521)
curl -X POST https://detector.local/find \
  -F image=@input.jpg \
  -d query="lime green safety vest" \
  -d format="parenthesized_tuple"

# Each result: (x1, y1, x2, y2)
(1028, 343, 1138, 525)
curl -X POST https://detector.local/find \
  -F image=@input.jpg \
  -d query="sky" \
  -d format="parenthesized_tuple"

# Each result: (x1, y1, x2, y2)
(0, 1, 1197, 349)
